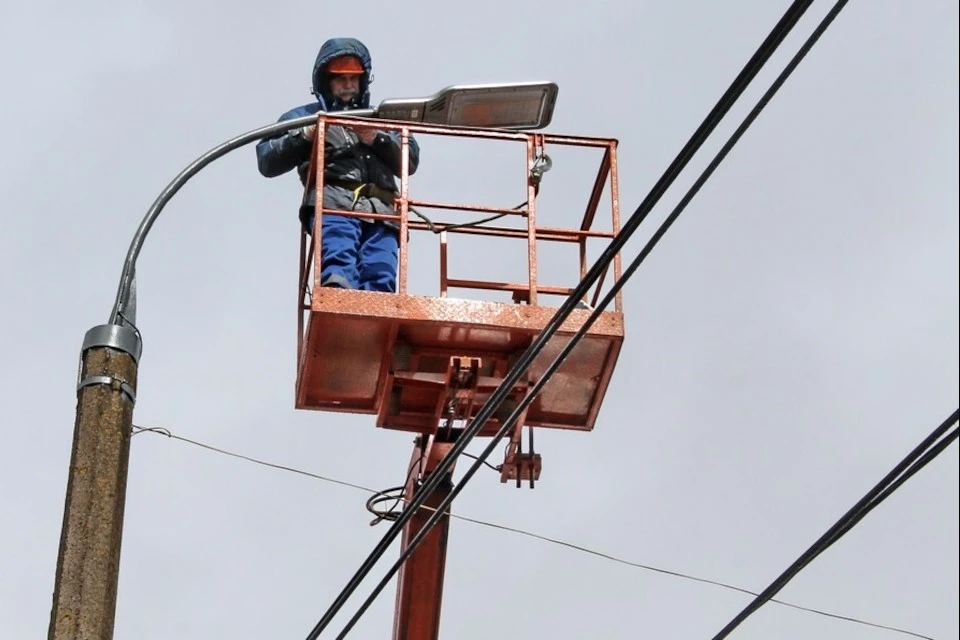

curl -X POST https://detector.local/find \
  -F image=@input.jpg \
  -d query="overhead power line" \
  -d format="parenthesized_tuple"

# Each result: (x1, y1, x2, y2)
(712, 408, 959, 639)
(307, 2, 820, 637)
(332, 1, 864, 637)
(133, 425, 937, 640)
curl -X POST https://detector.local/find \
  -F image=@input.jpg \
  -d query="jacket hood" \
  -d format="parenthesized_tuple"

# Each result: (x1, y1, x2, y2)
(312, 38, 373, 111)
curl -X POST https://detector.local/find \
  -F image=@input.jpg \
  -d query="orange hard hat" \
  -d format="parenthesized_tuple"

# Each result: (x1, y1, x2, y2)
(327, 55, 364, 75)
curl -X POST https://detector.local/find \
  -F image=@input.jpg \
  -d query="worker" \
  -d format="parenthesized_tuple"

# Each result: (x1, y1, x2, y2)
(256, 37, 420, 292)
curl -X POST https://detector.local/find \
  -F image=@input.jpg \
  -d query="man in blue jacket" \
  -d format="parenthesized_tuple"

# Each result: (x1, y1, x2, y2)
(256, 38, 420, 292)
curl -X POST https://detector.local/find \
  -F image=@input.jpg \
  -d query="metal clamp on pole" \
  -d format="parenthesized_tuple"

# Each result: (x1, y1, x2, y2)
(76, 375, 137, 405)
(82, 324, 143, 363)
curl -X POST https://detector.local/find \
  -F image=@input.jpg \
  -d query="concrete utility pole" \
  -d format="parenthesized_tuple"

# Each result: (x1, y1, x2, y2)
(48, 323, 141, 640)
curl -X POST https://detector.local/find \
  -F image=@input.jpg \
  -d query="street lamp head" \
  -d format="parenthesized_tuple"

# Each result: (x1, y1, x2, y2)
(375, 81, 559, 130)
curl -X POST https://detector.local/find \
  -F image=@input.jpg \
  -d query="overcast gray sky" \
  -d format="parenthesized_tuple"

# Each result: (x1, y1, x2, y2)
(1, 1, 957, 638)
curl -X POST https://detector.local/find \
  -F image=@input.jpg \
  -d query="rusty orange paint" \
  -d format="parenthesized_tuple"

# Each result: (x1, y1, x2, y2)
(296, 117, 624, 435)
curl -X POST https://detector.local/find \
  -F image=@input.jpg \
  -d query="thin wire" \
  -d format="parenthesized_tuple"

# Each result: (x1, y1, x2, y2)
(312, 4, 818, 635)
(131, 424, 936, 640)
(711, 409, 959, 639)
(408, 199, 528, 234)
(366, 453, 425, 526)
(410, 155, 546, 234)
(460, 451, 501, 473)
(456, 517, 936, 640)
(131, 426, 372, 494)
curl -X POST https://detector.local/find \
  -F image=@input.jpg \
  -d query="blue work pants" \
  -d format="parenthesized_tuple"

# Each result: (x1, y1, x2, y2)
(315, 213, 399, 292)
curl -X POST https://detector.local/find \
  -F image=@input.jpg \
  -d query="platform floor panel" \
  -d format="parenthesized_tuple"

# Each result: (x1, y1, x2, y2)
(296, 289, 624, 431)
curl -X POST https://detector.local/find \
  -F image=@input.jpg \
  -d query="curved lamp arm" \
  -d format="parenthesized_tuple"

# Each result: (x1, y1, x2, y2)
(108, 108, 375, 325)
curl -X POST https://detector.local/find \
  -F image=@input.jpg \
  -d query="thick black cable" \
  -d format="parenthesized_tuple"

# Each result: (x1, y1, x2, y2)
(712, 408, 959, 639)
(306, 1, 817, 634)
(332, 2, 845, 635)
(305, 0, 817, 632)
(831, 425, 958, 542)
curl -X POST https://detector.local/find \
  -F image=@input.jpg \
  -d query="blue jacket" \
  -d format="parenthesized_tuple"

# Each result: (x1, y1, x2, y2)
(256, 38, 420, 221)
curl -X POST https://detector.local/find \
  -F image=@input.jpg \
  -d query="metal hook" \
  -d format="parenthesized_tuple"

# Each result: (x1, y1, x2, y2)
(530, 153, 553, 186)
